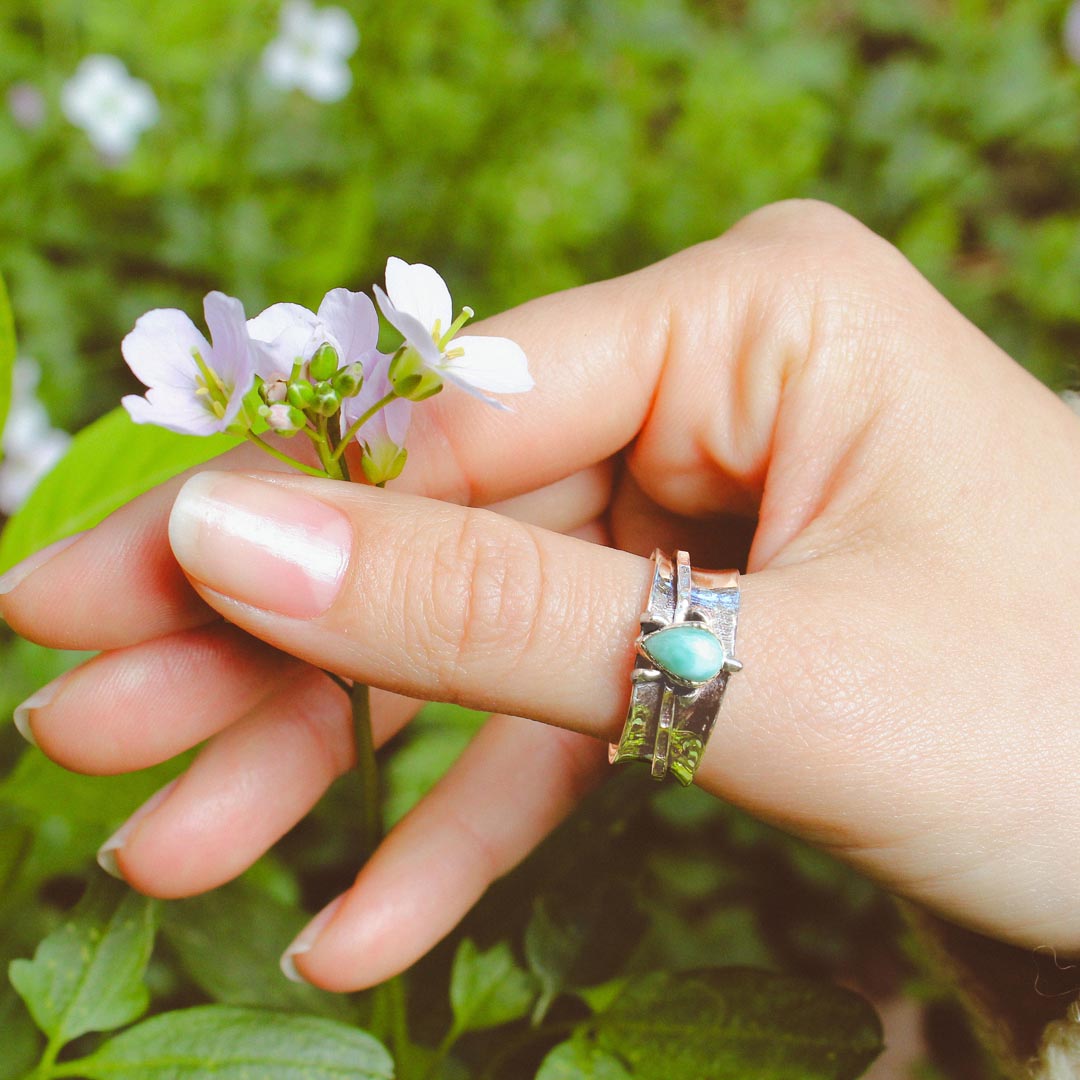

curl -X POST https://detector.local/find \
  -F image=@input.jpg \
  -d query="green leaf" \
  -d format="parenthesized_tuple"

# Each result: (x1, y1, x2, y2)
(74, 1005, 394, 1079)
(525, 895, 594, 1024)
(161, 880, 357, 1023)
(8, 877, 156, 1042)
(522, 875, 646, 1023)
(536, 1036, 632, 1080)
(0, 979, 40, 1080)
(0, 749, 186, 884)
(449, 939, 537, 1035)
(0, 275, 15, 458)
(382, 704, 486, 829)
(583, 969, 882, 1080)
(0, 407, 239, 573)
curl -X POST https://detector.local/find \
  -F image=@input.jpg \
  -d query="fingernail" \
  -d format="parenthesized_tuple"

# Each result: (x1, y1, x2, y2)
(97, 779, 179, 880)
(169, 472, 351, 620)
(13, 670, 74, 747)
(280, 895, 346, 984)
(0, 533, 84, 596)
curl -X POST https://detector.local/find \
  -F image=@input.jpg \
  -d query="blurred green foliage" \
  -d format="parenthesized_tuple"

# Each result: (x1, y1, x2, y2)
(2, 0, 1077, 1075)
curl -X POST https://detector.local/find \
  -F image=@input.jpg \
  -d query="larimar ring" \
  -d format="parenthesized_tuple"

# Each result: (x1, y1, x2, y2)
(609, 550, 742, 786)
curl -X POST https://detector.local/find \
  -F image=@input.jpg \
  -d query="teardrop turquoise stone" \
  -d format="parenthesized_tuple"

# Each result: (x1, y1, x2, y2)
(642, 624, 725, 684)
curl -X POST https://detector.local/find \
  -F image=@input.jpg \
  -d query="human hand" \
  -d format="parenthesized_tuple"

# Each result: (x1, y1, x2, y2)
(4, 200, 1079, 993)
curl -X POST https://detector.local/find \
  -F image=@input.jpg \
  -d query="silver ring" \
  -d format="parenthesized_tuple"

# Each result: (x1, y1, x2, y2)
(609, 549, 742, 786)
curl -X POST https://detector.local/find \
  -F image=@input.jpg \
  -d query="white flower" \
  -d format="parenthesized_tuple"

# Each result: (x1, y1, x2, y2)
(61, 55, 158, 158)
(373, 258, 533, 408)
(247, 288, 379, 381)
(0, 360, 71, 515)
(262, 0, 359, 103)
(121, 292, 257, 436)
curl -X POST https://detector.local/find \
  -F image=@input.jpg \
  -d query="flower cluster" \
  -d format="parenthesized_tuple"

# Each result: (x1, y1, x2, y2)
(121, 259, 532, 485)
(262, 0, 360, 103)
(60, 55, 159, 159)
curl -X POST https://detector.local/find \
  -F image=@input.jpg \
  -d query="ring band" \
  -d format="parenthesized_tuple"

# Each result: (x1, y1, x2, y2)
(609, 550, 742, 786)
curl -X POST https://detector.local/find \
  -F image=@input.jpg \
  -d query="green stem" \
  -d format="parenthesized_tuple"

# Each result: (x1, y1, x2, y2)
(386, 977, 411, 1074)
(313, 416, 344, 481)
(28, 1031, 65, 1080)
(474, 1020, 580, 1080)
(351, 683, 380, 861)
(333, 391, 398, 462)
(246, 432, 328, 478)
(46, 1058, 103, 1079)
(420, 1022, 464, 1080)
(350, 684, 412, 1073)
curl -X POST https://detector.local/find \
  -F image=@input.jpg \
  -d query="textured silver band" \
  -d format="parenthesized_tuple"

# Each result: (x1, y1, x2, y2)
(608, 550, 742, 786)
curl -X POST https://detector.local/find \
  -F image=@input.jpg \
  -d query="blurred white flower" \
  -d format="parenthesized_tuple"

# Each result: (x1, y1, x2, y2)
(262, 0, 359, 103)
(61, 55, 158, 158)
(7, 83, 46, 130)
(1066, 2, 1080, 64)
(0, 360, 70, 515)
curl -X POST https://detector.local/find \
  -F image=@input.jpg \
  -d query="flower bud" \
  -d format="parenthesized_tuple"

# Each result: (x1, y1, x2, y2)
(260, 378, 288, 405)
(393, 370, 443, 402)
(389, 346, 443, 401)
(287, 380, 315, 410)
(361, 441, 408, 486)
(309, 343, 340, 382)
(311, 381, 342, 417)
(259, 403, 306, 436)
(332, 362, 364, 398)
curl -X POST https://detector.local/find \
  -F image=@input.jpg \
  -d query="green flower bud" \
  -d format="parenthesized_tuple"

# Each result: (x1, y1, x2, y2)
(311, 381, 341, 417)
(309, 342, 340, 382)
(389, 346, 443, 401)
(332, 362, 364, 398)
(361, 442, 408, 486)
(287, 381, 315, 410)
(394, 370, 444, 402)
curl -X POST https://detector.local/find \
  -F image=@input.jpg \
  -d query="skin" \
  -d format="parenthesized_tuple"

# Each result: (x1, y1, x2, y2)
(3, 200, 1080, 994)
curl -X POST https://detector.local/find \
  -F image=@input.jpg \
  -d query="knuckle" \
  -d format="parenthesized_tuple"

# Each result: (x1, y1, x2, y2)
(719, 200, 935, 387)
(415, 509, 545, 696)
(724, 199, 917, 302)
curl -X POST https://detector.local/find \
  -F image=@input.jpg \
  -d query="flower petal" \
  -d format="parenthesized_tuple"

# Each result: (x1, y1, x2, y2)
(121, 309, 207, 392)
(384, 257, 452, 334)
(203, 291, 256, 391)
(437, 372, 508, 410)
(317, 289, 378, 364)
(443, 335, 534, 394)
(262, 40, 305, 89)
(299, 60, 352, 103)
(248, 302, 318, 378)
(122, 387, 224, 436)
(247, 302, 317, 343)
(312, 7, 360, 56)
(341, 352, 413, 447)
(373, 285, 442, 368)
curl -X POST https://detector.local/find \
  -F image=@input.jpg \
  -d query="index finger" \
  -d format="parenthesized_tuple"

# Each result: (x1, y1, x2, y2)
(0, 253, 674, 649)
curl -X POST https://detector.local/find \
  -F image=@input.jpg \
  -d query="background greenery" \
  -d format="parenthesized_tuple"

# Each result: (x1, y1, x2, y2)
(3, 0, 1079, 1076)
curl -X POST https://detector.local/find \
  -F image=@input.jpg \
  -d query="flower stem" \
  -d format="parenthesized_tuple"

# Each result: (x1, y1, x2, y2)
(351, 682, 380, 860)
(312, 417, 345, 481)
(333, 391, 398, 462)
(246, 432, 328, 478)
(350, 683, 412, 1070)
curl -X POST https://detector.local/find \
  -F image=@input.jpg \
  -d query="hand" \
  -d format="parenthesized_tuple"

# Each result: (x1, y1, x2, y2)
(4, 200, 1079, 993)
